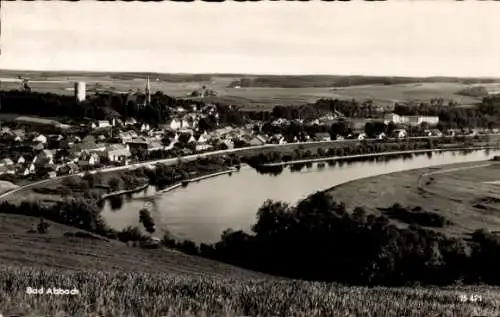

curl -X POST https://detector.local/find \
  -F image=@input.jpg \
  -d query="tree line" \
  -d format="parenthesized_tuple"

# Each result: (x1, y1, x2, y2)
(242, 139, 451, 167)
(162, 191, 500, 287)
(3, 89, 500, 134)
(0, 90, 245, 128)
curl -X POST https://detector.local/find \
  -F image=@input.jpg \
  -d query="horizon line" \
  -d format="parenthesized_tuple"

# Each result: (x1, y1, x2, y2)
(0, 68, 499, 80)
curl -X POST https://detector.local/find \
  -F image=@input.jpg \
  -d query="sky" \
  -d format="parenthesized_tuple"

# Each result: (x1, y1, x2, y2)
(1, 1, 500, 77)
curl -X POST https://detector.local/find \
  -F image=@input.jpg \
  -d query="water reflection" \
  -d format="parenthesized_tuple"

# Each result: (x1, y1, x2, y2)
(100, 149, 500, 244)
(108, 196, 124, 210)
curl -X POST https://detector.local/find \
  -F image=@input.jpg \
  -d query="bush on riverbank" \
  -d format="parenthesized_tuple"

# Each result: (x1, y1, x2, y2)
(34, 170, 148, 200)
(139, 208, 156, 233)
(142, 155, 238, 189)
(379, 203, 453, 228)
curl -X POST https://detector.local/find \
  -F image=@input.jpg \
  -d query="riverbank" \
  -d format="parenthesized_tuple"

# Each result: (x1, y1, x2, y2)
(100, 182, 149, 200)
(136, 167, 238, 199)
(325, 159, 500, 238)
(261, 145, 500, 167)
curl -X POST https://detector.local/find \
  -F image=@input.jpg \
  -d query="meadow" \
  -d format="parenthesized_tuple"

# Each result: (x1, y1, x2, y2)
(327, 160, 500, 238)
(2, 264, 500, 317)
(0, 70, 485, 110)
(0, 213, 266, 278)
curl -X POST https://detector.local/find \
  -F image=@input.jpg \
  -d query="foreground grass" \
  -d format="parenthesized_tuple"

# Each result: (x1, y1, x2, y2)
(2, 265, 500, 317)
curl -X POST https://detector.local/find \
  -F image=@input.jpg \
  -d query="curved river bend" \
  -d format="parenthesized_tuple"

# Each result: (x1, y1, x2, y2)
(101, 149, 500, 244)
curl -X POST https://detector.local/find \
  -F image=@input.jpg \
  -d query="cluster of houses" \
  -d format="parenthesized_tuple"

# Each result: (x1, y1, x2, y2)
(0, 115, 266, 179)
(2, 102, 497, 180)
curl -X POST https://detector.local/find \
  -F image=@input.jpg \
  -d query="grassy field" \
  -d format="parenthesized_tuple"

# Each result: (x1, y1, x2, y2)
(327, 160, 500, 238)
(0, 70, 484, 110)
(2, 264, 500, 317)
(0, 213, 267, 278)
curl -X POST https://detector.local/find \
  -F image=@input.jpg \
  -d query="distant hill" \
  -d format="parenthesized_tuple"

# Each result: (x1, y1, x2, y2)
(227, 75, 500, 89)
(1, 69, 500, 88)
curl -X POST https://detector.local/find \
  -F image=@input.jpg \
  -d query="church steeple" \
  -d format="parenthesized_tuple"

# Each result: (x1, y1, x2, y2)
(145, 76, 151, 105)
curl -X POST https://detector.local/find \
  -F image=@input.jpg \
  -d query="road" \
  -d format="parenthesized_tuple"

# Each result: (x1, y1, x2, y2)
(0, 134, 498, 201)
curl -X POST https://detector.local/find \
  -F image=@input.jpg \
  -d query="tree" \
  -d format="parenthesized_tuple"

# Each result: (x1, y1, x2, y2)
(364, 122, 376, 138)
(108, 177, 121, 192)
(139, 208, 156, 233)
(37, 218, 50, 234)
(330, 121, 350, 139)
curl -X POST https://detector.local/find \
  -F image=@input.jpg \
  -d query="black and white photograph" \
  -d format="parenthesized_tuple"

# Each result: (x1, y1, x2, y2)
(1, 1, 500, 316)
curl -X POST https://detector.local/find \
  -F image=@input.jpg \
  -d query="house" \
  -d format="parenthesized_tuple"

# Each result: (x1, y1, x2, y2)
(221, 139, 234, 149)
(355, 133, 367, 140)
(431, 129, 443, 137)
(195, 143, 213, 152)
(306, 119, 321, 126)
(33, 150, 54, 166)
(314, 133, 332, 142)
(18, 165, 31, 176)
(41, 149, 54, 160)
(119, 130, 139, 143)
(58, 162, 79, 175)
(166, 119, 182, 131)
(70, 135, 106, 156)
(0, 127, 13, 136)
(188, 135, 197, 144)
(1, 158, 14, 166)
(33, 134, 48, 144)
(147, 140, 163, 152)
(376, 132, 386, 140)
(384, 113, 439, 127)
(147, 128, 164, 138)
(140, 123, 151, 132)
(124, 118, 138, 126)
(32, 143, 45, 151)
(78, 160, 91, 171)
(1, 165, 15, 175)
(91, 120, 111, 129)
(48, 171, 57, 179)
(126, 138, 149, 156)
(16, 156, 26, 165)
(392, 129, 407, 139)
(67, 162, 79, 173)
(271, 118, 288, 126)
(106, 144, 131, 163)
(13, 128, 25, 137)
(28, 163, 36, 174)
(164, 140, 176, 151)
(197, 131, 209, 144)
(80, 152, 100, 166)
(248, 135, 267, 146)
(181, 118, 192, 129)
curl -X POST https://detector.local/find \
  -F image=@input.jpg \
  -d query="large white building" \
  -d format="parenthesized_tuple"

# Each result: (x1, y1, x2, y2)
(384, 113, 439, 127)
(75, 82, 86, 102)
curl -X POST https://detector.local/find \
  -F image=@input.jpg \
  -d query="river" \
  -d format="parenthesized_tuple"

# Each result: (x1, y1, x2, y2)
(101, 149, 500, 244)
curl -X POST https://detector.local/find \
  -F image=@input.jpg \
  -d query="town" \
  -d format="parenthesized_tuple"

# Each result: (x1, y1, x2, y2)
(1, 77, 498, 185)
